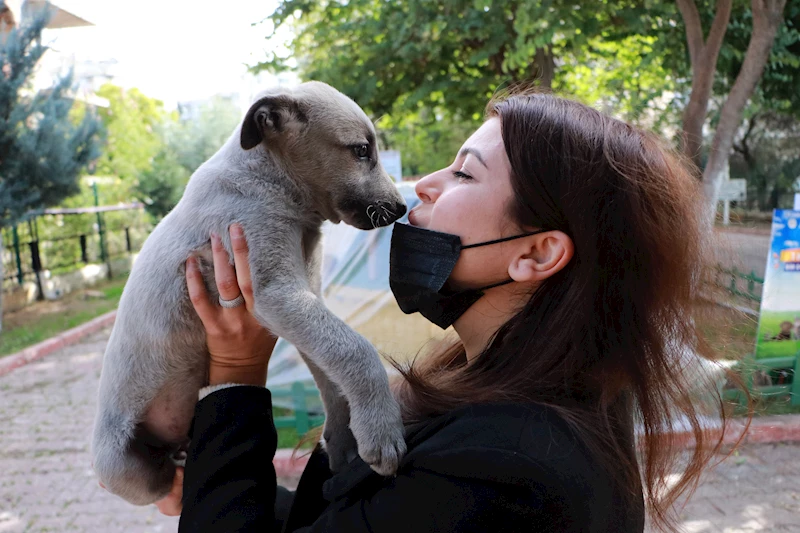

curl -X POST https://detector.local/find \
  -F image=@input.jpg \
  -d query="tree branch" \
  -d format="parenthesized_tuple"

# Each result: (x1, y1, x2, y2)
(677, 0, 704, 67)
(706, 0, 733, 61)
(701, 0, 786, 214)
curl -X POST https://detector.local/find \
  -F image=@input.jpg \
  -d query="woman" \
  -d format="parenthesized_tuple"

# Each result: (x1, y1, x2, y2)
(157, 92, 735, 532)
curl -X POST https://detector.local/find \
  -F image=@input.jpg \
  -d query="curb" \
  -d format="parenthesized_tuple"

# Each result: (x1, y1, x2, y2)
(274, 449, 311, 479)
(731, 415, 800, 445)
(273, 414, 800, 478)
(0, 310, 117, 378)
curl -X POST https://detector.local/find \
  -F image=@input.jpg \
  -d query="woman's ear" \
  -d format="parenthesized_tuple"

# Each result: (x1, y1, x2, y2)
(508, 231, 574, 283)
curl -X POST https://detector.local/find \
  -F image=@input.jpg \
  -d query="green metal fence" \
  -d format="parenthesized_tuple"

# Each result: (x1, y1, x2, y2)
(2, 204, 149, 296)
(272, 382, 325, 436)
(711, 265, 764, 303)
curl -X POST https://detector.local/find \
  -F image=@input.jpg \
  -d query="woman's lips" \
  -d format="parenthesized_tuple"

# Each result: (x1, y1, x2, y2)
(408, 208, 420, 226)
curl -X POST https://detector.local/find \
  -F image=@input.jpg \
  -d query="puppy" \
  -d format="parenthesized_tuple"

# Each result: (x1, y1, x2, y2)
(92, 81, 407, 505)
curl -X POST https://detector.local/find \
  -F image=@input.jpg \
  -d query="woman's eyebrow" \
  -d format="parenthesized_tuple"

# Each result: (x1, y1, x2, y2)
(457, 147, 488, 168)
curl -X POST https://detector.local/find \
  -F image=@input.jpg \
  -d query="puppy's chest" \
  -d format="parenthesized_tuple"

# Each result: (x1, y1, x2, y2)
(301, 228, 322, 265)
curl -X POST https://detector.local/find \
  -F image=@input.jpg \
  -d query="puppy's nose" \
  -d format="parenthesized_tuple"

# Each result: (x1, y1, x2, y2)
(393, 201, 407, 219)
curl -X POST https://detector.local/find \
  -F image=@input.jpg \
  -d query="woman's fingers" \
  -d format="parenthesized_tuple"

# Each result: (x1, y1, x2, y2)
(154, 467, 184, 517)
(229, 224, 254, 310)
(186, 257, 217, 328)
(211, 232, 241, 302)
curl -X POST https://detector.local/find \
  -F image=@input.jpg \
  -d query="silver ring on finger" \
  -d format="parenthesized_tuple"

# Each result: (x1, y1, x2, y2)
(218, 293, 245, 309)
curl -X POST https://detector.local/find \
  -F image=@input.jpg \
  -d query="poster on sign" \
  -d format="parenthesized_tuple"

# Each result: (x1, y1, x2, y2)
(754, 209, 800, 359)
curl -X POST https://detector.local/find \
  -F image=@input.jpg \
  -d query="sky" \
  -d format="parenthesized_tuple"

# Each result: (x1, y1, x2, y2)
(39, 0, 296, 109)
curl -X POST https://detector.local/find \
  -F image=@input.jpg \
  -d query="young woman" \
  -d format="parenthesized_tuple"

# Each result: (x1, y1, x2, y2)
(156, 92, 734, 532)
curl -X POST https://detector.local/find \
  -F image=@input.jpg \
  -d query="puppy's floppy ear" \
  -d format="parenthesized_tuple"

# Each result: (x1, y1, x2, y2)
(240, 94, 308, 150)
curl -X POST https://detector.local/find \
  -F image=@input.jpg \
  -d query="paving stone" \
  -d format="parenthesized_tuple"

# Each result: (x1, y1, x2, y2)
(0, 329, 179, 533)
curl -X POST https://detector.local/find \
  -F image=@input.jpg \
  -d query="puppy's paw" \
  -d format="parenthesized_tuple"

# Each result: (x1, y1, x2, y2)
(322, 424, 359, 473)
(350, 398, 407, 477)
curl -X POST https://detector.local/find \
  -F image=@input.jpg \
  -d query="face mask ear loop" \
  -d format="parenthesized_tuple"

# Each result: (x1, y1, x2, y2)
(460, 228, 549, 250)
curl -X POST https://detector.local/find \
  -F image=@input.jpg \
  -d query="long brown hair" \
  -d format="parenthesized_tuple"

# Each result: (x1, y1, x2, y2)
(392, 91, 746, 531)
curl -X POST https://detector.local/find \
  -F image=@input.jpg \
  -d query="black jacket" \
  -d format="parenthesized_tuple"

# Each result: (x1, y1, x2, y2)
(179, 387, 645, 532)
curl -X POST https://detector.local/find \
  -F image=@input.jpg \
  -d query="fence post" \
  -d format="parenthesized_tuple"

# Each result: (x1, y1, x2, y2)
(92, 182, 112, 280)
(791, 353, 800, 407)
(12, 225, 23, 284)
(79, 235, 89, 264)
(291, 382, 310, 436)
(28, 240, 44, 301)
(125, 227, 132, 253)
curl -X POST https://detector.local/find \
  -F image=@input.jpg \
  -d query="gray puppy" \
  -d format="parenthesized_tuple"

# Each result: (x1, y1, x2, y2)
(92, 81, 408, 505)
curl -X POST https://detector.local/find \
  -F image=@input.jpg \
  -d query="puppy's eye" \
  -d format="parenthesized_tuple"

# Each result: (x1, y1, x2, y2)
(353, 144, 370, 160)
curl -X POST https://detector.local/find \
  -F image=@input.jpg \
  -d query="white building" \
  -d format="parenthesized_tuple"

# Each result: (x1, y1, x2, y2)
(1, 0, 108, 108)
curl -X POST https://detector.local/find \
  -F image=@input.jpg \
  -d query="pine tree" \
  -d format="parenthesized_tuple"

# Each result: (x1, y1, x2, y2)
(0, 2, 103, 332)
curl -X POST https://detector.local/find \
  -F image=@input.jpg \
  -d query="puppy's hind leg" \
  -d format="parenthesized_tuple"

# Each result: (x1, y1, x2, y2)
(92, 404, 177, 505)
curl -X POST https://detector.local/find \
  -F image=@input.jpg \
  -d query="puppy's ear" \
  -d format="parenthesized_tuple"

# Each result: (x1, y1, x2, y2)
(240, 95, 308, 150)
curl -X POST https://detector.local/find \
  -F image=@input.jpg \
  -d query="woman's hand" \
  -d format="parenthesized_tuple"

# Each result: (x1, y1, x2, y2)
(154, 466, 184, 516)
(185, 224, 278, 386)
(155, 225, 277, 518)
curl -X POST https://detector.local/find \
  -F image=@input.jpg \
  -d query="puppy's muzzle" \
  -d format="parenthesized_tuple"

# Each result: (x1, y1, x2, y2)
(341, 200, 407, 230)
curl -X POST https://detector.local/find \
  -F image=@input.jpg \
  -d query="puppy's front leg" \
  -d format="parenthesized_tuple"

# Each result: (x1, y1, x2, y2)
(248, 230, 405, 475)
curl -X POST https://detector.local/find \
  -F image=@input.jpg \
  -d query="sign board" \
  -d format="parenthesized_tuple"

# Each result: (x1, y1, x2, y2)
(794, 193, 800, 211)
(718, 179, 747, 202)
(379, 150, 402, 183)
(754, 209, 800, 359)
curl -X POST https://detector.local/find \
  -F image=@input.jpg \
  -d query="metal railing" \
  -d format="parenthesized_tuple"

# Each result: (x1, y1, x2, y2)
(710, 265, 764, 303)
(272, 382, 324, 435)
(2, 204, 149, 298)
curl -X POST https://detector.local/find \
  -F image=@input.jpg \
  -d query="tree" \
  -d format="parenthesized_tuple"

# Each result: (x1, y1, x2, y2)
(377, 109, 481, 177)
(0, 3, 102, 332)
(255, 0, 663, 120)
(131, 95, 242, 219)
(169, 95, 242, 174)
(675, 0, 789, 219)
(259, 0, 798, 218)
(256, 1, 683, 174)
(730, 108, 800, 209)
(135, 147, 189, 219)
(94, 84, 167, 182)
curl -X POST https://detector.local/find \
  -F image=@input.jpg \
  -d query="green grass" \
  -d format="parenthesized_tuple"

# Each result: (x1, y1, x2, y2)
(273, 407, 320, 449)
(0, 276, 128, 357)
(733, 395, 800, 418)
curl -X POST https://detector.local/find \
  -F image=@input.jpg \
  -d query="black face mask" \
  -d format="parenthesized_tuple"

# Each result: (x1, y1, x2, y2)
(389, 222, 547, 329)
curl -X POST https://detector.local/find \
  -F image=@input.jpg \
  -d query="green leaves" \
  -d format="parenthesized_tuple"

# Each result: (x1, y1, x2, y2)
(251, 0, 798, 177)
(94, 85, 167, 182)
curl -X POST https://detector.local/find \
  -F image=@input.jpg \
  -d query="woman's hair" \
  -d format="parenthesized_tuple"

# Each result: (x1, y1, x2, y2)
(392, 91, 747, 531)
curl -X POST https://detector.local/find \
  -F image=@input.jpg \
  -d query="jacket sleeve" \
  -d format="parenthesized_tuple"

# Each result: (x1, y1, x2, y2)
(179, 386, 290, 533)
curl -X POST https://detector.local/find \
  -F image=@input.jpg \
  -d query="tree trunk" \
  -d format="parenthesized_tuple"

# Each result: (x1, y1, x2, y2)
(677, 0, 733, 169)
(534, 47, 555, 89)
(702, 0, 787, 222)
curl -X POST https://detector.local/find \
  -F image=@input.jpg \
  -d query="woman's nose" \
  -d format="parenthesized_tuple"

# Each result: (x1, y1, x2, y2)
(415, 172, 442, 204)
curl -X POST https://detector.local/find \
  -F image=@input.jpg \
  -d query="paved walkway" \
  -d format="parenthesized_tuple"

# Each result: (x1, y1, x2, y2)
(0, 329, 798, 532)
(661, 444, 800, 532)
(0, 330, 178, 532)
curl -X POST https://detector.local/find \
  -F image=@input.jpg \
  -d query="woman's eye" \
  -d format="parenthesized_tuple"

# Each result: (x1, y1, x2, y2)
(353, 144, 369, 159)
(453, 170, 473, 181)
